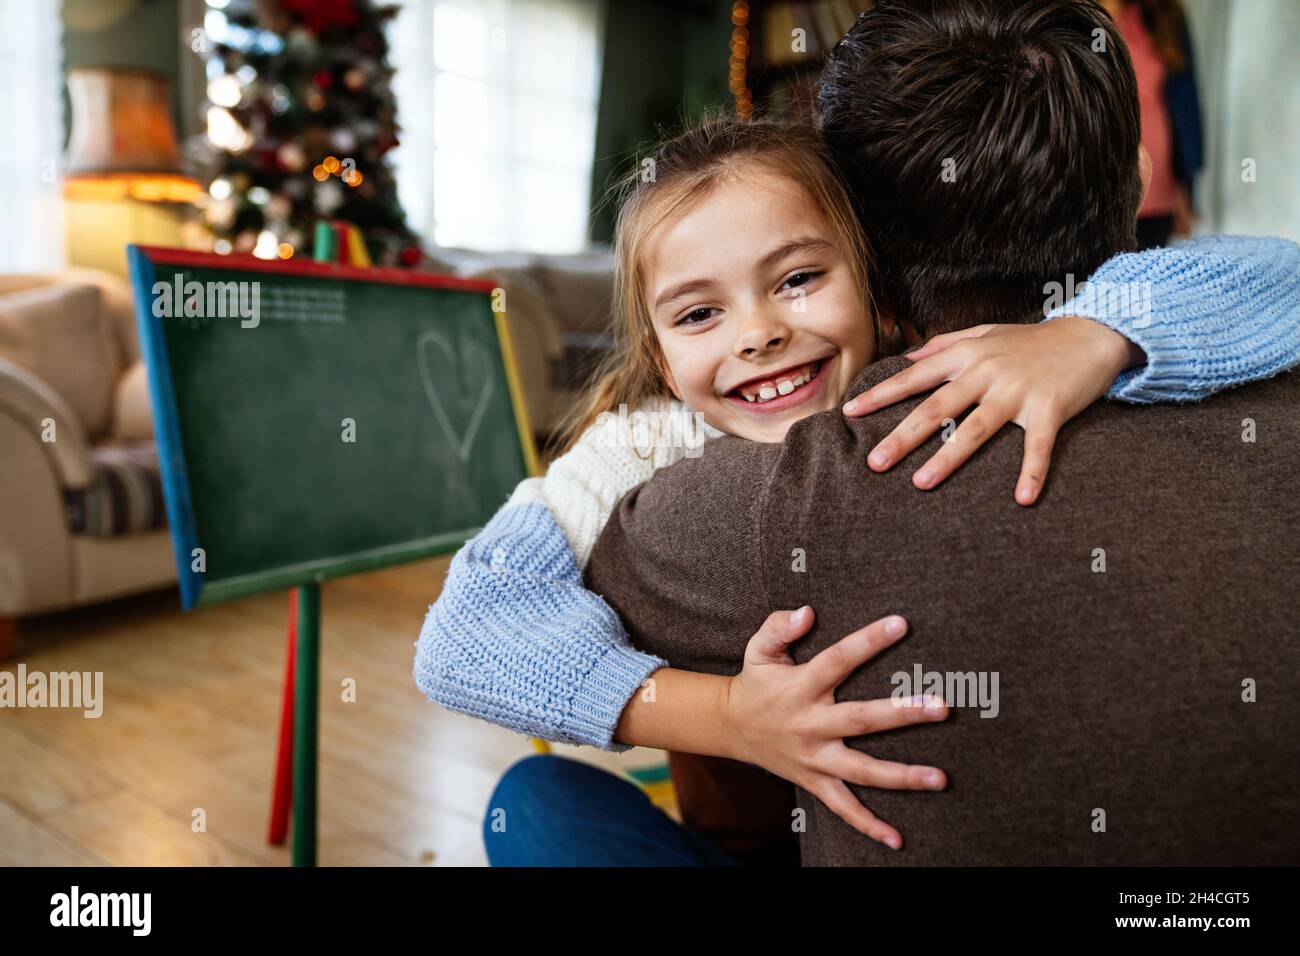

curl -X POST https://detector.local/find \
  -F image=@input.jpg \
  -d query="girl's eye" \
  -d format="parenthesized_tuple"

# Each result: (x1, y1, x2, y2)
(676, 307, 719, 327)
(778, 270, 822, 294)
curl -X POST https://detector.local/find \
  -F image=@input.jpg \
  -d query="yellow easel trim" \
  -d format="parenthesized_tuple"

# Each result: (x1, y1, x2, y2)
(493, 305, 542, 477)
(493, 293, 542, 749)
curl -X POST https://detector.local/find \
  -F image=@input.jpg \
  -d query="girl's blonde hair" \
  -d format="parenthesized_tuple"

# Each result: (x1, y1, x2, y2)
(553, 111, 879, 455)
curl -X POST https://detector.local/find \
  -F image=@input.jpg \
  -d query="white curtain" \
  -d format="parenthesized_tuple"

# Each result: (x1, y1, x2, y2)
(0, 0, 64, 272)
(388, 0, 604, 254)
(1184, 0, 1300, 240)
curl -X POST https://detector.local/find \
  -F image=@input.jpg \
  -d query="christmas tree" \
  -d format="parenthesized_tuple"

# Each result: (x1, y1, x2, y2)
(194, 0, 421, 266)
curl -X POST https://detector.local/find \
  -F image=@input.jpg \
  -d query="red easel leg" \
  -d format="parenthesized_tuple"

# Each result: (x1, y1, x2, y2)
(267, 590, 298, 845)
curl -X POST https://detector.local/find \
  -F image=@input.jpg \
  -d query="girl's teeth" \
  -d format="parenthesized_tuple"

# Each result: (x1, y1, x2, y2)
(738, 361, 820, 404)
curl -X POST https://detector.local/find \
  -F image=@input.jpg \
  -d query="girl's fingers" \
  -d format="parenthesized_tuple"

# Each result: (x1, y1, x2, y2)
(842, 350, 958, 417)
(811, 778, 904, 849)
(821, 694, 949, 738)
(1015, 421, 1059, 506)
(744, 606, 816, 663)
(866, 376, 984, 472)
(804, 614, 908, 693)
(898, 324, 996, 363)
(910, 402, 1014, 490)
(825, 745, 949, 792)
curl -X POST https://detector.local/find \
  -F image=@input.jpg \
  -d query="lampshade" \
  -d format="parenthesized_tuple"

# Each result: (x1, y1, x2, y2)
(63, 66, 199, 202)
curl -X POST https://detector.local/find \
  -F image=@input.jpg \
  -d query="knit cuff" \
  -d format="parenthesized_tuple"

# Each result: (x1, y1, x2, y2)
(1045, 271, 1203, 405)
(560, 642, 666, 752)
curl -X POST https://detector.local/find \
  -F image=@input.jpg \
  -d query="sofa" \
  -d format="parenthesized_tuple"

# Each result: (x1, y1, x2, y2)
(0, 269, 175, 654)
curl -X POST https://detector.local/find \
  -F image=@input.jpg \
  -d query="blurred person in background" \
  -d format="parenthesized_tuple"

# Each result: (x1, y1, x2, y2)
(1103, 0, 1203, 247)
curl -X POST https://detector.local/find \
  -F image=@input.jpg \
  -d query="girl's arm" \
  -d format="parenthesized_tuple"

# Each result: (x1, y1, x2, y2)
(414, 400, 709, 749)
(1048, 235, 1300, 402)
(844, 235, 1300, 501)
(414, 499, 665, 749)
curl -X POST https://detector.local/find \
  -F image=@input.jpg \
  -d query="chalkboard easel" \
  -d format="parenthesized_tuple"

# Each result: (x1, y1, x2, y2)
(128, 242, 539, 865)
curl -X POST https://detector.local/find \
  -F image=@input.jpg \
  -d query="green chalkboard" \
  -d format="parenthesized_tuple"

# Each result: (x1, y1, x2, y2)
(129, 246, 536, 609)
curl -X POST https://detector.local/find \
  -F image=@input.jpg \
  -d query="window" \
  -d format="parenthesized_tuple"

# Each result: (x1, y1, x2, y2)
(0, 0, 64, 271)
(390, 0, 603, 253)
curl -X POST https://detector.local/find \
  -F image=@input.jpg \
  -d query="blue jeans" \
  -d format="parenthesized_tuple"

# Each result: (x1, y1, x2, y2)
(482, 755, 741, 866)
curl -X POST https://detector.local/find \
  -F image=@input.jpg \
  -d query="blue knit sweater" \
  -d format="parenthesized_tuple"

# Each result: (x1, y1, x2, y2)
(414, 236, 1300, 749)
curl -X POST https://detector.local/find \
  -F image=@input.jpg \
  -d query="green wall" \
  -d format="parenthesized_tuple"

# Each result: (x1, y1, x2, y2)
(589, 0, 733, 244)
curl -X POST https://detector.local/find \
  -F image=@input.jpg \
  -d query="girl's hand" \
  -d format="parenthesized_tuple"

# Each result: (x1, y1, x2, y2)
(842, 316, 1143, 505)
(722, 607, 948, 850)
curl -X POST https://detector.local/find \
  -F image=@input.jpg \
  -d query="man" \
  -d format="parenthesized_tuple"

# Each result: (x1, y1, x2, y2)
(584, 0, 1300, 864)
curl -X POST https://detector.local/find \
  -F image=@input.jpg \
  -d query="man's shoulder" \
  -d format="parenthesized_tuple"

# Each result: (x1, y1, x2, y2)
(622, 431, 783, 515)
(585, 426, 783, 675)
(813, 355, 1300, 485)
(778, 355, 920, 474)
(1051, 363, 1300, 467)
(767, 358, 1300, 548)
(588, 432, 780, 583)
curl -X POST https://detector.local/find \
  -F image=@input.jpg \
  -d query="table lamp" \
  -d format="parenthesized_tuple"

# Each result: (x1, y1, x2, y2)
(63, 66, 200, 276)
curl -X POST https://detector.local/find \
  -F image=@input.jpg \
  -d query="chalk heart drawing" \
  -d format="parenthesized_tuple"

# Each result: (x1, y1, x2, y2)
(417, 331, 493, 463)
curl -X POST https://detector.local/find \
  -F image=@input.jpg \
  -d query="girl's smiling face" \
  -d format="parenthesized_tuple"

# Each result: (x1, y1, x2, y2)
(644, 167, 874, 443)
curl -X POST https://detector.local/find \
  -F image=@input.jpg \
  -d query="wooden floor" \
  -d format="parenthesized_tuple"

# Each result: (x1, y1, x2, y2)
(0, 558, 657, 866)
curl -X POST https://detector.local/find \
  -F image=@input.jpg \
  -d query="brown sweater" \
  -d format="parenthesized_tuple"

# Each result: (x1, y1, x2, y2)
(586, 355, 1300, 865)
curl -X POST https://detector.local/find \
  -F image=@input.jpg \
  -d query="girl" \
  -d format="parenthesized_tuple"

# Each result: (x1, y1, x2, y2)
(415, 114, 1300, 861)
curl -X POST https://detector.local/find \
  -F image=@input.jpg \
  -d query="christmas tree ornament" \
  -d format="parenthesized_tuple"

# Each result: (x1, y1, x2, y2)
(315, 179, 344, 215)
(331, 128, 357, 153)
(253, 229, 280, 259)
(270, 85, 292, 115)
(276, 142, 307, 172)
(205, 197, 236, 229)
(208, 75, 243, 108)
(266, 194, 292, 220)
(285, 27, 317, 60)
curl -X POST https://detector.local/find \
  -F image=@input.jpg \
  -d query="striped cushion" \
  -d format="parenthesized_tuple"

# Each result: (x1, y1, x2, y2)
(64, 442, 166, 537)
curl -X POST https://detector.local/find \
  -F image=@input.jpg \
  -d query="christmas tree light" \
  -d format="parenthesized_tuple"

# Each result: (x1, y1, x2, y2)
(192, 0, 421, 266)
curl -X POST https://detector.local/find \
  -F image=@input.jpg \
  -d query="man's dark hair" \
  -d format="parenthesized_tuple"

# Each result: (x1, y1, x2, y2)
(818, 0, 1143, 336)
